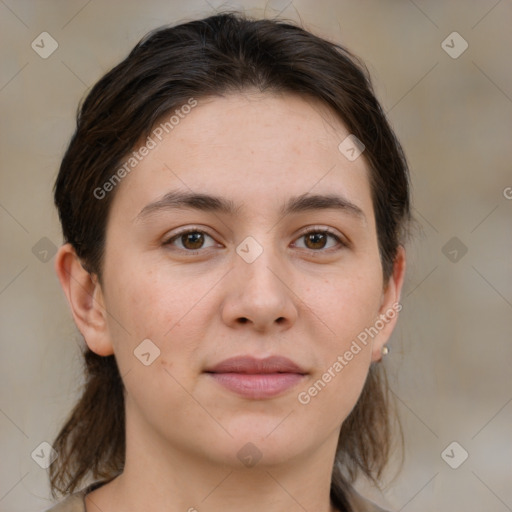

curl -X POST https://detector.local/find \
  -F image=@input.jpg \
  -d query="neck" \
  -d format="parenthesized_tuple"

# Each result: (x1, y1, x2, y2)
(86, 405, 342, 512)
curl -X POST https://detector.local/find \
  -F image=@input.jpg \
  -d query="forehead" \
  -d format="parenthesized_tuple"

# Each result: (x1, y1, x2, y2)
(110, 91, 374, 224)
(169, 91, 350, 164)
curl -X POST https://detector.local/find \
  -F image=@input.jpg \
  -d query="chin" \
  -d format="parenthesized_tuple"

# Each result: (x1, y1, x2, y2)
(205, 420, 311, 468)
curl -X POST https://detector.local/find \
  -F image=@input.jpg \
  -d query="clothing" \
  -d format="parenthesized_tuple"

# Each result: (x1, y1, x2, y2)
(45, 480, 390, 512)
(347, 489, 390, 512)
(44, 481, 104, 512)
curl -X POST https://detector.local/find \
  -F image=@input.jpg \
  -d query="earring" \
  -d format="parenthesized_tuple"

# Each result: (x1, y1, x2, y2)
(381, 345, 389, 356)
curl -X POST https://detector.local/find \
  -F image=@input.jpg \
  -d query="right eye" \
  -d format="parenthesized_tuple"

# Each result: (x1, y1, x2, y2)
(163, 229, 219, 254)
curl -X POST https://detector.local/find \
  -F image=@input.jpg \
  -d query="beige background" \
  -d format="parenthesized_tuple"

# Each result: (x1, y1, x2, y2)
(1, 1, 511, 510)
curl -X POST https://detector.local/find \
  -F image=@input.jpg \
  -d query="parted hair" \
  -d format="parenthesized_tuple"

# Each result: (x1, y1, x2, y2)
(51, 11, 410, 511)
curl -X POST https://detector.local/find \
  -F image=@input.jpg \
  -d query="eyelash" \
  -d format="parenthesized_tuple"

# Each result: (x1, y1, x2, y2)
(163, 227, 347, 255)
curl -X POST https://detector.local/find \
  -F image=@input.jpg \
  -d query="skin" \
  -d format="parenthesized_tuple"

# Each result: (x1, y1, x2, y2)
(55, 90, 406, 512)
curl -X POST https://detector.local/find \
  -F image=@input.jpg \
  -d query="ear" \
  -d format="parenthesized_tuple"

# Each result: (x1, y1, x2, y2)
(54, 243, 114, 356)
(370, 245, 406, 363)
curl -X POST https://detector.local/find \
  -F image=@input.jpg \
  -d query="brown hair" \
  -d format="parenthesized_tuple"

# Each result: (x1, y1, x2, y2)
(51, 11, 410, 509)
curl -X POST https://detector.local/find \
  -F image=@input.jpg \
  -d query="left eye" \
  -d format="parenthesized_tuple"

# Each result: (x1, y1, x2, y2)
(164, 228, 344, 253)
(293, 230, 343, 251)
(165, 230, 217, 251)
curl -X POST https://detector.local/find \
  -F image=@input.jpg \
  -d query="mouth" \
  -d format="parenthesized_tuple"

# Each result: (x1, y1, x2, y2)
(204, 355, 308, 400)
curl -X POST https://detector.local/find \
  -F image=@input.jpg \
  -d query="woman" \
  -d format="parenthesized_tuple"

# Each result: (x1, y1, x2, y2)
(47, 11, 410, 512)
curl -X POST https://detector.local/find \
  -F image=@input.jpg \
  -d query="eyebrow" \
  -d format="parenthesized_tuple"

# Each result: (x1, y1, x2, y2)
(135, 190, 366, 223)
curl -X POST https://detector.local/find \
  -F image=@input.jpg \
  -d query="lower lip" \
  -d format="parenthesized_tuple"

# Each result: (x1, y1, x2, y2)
(207, 372, 305, 399)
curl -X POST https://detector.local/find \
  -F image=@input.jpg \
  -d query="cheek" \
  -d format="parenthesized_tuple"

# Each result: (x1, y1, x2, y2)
(299, 265, 382, 408)
(298, 307, 375, 429)
(103, 263, 213, 376)
(312, 265, 384, 346)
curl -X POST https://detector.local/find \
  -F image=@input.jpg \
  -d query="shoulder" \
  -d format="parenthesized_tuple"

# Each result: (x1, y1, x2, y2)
(45, 480, 391, 512)
(346, 487, 392, 512)
(43, 491, 86, 512)
(44, 481, 108, 512)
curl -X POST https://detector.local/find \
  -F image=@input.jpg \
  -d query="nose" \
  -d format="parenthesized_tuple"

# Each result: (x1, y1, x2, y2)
(220, 243, 299, 333)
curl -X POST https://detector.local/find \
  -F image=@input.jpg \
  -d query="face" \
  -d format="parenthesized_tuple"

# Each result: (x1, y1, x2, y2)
(92, 91, 402, 468)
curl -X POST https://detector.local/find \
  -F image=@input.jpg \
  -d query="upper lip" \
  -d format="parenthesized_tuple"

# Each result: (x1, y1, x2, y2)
(205, 356, 307, 374)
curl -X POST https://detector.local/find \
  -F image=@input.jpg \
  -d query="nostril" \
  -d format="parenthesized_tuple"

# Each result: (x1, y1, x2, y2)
(236, 317, 285, 325)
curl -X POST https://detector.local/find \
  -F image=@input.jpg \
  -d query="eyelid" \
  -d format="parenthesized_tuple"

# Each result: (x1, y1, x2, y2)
(163, 226, 220, 250)
(293, 226, 349, 250)
(163, 225, 349, 253)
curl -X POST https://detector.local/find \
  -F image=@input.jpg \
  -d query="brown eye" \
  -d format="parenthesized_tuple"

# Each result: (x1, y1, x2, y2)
(181, 232, 205, 250)
(304, 232, 328, 250)
(164, 230, 217, 252)
(293, 229, 345, 252)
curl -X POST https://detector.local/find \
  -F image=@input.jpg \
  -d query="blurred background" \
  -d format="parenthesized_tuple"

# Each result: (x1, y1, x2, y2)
(1, 1, 511, 510)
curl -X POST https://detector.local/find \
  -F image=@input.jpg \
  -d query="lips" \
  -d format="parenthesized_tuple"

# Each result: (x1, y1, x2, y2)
(206, 355, 307, 374)
(204, 356, 307, 400)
